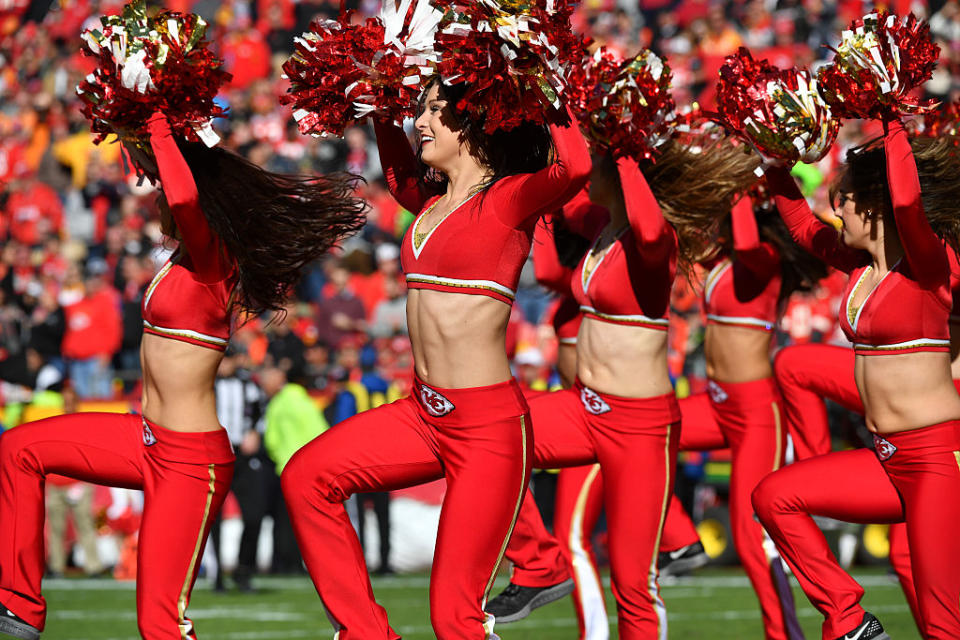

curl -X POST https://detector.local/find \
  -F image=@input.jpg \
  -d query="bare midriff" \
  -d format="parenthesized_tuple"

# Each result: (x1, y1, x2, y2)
(576, 316, 671, 398)
(140, 332, 222, 432)
(705, 324, 774, 384)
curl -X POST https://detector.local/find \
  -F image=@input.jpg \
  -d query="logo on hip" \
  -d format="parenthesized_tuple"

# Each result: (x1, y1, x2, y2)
(707, 380, 728, 404)
(142, 422, 157, 446)
(419, 385, 455, 417)
(580, 387, 611, 415)
(873, 434, 897, 461)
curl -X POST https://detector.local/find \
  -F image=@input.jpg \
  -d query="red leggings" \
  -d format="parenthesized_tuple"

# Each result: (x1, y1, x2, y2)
(0, 413, 234, 638)
(510, 379, 798, 640)
(507, 381, 680, 640)
(752, 422, 960, 639)
(771, 343, 960, 631)
(281, 376, 531, 640)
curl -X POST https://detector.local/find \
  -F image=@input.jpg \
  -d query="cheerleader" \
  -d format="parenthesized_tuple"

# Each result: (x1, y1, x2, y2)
(279, 81, 590, 639)
(753, 117, 960, 640)
(0, 112, 365, 640)
(487, 137, 755, 638)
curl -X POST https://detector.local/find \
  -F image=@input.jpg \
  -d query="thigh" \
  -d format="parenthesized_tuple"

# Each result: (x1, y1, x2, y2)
(678, 392, 727, 451)
(759, 449, 903, 523)
(777, 344, 862, 413)
(284, 397, 444, 500)
(2, 413, 145, 489)
(528, 389, 597, 468)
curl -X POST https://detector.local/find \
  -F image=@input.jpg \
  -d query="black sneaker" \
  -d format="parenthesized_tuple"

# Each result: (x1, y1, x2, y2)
(484, 578, 574, 623)
(833, 613, 890, 640)
(658, 541, 709, 578)
(0, 604, 39, 640)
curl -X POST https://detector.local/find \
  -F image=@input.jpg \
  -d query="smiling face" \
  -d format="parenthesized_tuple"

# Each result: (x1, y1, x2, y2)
(414, 84, 464, 172)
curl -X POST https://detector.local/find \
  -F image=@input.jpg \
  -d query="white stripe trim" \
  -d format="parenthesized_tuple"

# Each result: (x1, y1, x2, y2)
(410, 190, 483, 259)
(581, 228, 626, 294)
(568, 465, 609, 640)
(854, 338, 950, 351)
(558, 337, 578, 345)
(144, 261, 173, 311)
(144, 320, 229, 346)
(580, 306, 669, 326)
(405, 273, 515, 299)
(849, 258, 901, 333)
(703, 259, 731, 306)
(706, 314, 775, 330)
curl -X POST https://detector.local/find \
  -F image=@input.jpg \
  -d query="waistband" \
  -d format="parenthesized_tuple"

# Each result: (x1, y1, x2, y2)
(579, 306, 669, 331)
(706, 314, 775, 332)
(141, 416, 235, 464)
(405, 274, 515, 305)
(412, 375, 529, 424)
(873, 419, 960, 459)
(572, 378, 680, 424)
(853, 338, 950, 356)
(704, 376, 780, 409)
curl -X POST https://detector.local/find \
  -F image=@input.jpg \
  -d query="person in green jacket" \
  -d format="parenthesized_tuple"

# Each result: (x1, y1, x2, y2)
(262, 367, 329, 473)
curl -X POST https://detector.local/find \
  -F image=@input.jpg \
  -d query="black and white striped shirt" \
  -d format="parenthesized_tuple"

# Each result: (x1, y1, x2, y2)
(215, 375, 266, 448)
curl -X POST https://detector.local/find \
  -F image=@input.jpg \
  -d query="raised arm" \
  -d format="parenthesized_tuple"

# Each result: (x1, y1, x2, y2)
(373, 119, 430, 214)
(559, 187, 608, 240)
(493, 107, 592, 228)
(731, 196, 779, 276)
(147, 112, 230, 282)
(765, 165, 864, 273)
(617, 156, 675, 266)
(884, 118, 949, 288)
(533, 216, 575, 296)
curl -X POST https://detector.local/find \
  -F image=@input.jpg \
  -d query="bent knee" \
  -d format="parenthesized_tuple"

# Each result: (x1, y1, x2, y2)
(751, 472, 797, 522)
(280, 449, 347, 505)
(772, 348, 801, 382)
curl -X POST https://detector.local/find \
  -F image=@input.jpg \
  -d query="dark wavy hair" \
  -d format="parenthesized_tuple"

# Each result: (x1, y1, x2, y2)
(829, 134, 960, 254)
(175, 141, 367, 315)
(551, 214, 592, 269)
(717, 201, 829, 306)
(417, 80, 554, 191)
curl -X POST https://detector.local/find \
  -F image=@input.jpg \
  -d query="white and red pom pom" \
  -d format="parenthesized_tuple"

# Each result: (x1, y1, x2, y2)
(715, 48, 839, 169)
(77, 0, 229, 151)
(568, 46, 675, 160)
(817, 11, 940, 120)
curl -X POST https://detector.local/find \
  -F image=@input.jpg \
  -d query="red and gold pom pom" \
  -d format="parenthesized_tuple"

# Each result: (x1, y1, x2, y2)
(817, 11, 940, 120)
(77, 0, 229, 151)
(715, 48, 838, 167)
(433, 0, 581, 133)
(281, 0, 442, 137)
(915, 99, 960, 138)
(568, 46, 674, 160)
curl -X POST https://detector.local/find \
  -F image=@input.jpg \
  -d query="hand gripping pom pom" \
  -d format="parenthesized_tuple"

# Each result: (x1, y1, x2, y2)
(567, 46, 675, 160)
(281, 0, 443, 137)
(714, 48, 839, 170)
(433, 0, 581, 133)
(76, 0, 230, 158)
(817, 11, 940, 120)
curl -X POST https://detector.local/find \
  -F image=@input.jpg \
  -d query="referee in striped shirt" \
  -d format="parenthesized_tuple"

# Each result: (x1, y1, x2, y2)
(211, 351, 268, 592)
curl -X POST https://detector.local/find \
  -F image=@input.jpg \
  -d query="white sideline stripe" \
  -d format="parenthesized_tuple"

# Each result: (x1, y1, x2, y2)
(42, 572, 906, 591)
(52, 608, 306, 622)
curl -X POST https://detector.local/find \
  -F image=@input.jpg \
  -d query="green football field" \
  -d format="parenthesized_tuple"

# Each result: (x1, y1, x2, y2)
(38, 568, 918, 639)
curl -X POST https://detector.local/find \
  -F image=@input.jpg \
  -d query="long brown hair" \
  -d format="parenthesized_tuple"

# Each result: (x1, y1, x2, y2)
(176, 141, 367, 315)
(830, 135, 960, 254)
(638, 136, 760, 274)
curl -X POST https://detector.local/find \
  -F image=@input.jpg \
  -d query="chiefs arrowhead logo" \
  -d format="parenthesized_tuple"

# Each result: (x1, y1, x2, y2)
(142, 422, 157, 446)
(707, 380, 728, 404)
(873, 434, 897, 461)
(580, 387, 611, 415)
(419, 385, 455, 417)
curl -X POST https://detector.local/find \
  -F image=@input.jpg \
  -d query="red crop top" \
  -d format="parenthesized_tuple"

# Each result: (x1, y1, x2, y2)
(374, 110, 590, 305)
(768, 120, 951, 356)
(703, 197, 782, 332)
(569, 157, 677, 330)
(143, 113, 236, 351)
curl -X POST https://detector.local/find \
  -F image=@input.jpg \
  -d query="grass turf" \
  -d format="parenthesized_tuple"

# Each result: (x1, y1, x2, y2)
(38, 567, 918, 639)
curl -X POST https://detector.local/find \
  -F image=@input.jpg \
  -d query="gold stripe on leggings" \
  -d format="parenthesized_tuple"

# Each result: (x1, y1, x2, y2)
(178, 464, 217, 640)
(568, 465, 606, 622)
(649, 424, 672, 640)
(482, 415, 529, 609)
(954, 451, 960, 471)
(771, 401, 783, 473)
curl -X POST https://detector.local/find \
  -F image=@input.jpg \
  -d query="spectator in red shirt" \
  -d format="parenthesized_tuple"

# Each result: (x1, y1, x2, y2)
(222, 18, 272, 91)
(3, 173, 63, 247)
(62, 260, 122, 398)
(349, 243, 403, 320)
